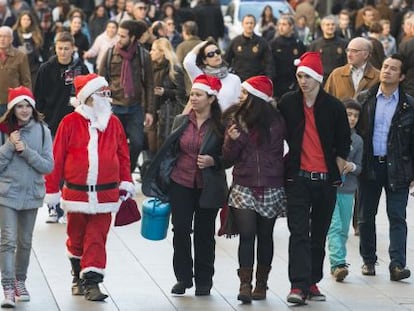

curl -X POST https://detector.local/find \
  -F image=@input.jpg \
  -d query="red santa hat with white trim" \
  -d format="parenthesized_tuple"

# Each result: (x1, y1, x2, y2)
(241, 75, 273, 102)
(73, 73, 109, 106)
(294, 51, 324, 83)
(8, 86, 36, 110)
(192, 74, 222, 95)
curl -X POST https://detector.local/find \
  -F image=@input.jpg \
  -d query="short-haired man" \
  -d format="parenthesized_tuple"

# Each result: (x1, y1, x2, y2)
(399, 16, 414, 96)
(0, 26, 31, 116)
(308, 15, 348, 83)
(325, 37, 380, 100)
(278, 52, 350, 305)
(225, 14, 273, 82)
(357, 54, 414, 281)
(99, 19, 154, 174)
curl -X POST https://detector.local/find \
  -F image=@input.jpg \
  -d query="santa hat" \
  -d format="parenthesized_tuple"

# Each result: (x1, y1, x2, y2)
(294, 52, 323, 83)
(8, 86, 36, 110)
(73, 73, 109, 105)
(241, 75, 273, 102)
(192, 74, 222, 96)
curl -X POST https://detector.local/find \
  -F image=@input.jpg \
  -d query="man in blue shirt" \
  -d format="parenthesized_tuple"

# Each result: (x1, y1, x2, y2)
(357, 54, 414, 281)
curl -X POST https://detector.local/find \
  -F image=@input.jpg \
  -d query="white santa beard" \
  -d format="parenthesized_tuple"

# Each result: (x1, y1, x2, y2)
(91, 94, 112, 131)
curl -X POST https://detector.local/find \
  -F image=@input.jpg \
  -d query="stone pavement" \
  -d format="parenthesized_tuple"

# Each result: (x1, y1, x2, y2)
(13, 185, 414, 311)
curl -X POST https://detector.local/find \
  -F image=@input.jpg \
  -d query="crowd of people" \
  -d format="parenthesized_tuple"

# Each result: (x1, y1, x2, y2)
(0, 0, 413, 309)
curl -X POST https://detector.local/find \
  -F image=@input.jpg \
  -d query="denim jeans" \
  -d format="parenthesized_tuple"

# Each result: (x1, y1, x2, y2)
(358, 161, 409, 269)
(0, 104, 7, 117)
(328, 193, 354, 269)
(0, 207, 38, 283)
(112, 104, 145, 173)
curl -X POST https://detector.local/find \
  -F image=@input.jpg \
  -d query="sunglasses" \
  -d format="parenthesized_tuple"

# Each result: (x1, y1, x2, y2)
(205, 49, 221, 58)
(94, 89, 112, 98)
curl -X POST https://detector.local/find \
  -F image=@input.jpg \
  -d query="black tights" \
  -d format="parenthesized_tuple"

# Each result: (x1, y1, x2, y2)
(233, 208, 277, 268)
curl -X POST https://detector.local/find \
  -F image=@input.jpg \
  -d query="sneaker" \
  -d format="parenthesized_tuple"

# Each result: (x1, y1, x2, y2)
(308, 284, 326, 301)
(1, 288, 15, 308)
(390, 266, 411, 281)
(46, 206, 58, 223)
(14, 280, 30, 302)
(58, 214, 67, 224)
(332, 265, 349, 282)
(287, 288, 306, 304)
(361, 263, 376, 276)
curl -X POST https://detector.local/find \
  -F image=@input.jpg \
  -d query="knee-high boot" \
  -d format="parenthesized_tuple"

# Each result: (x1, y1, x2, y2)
(237, 267, 253, 303)
(70, 258, 84, 296)
(252, 265, 271, 300)
(82, 271, 108, 301)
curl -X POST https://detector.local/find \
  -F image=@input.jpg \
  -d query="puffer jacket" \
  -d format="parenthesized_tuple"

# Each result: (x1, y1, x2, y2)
(0, 120, 53, 210)
(357, 84, 414, 190)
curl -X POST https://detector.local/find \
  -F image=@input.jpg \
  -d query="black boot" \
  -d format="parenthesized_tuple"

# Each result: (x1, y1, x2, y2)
(69, 258, 84, 296)
(82, 271, 108, 301)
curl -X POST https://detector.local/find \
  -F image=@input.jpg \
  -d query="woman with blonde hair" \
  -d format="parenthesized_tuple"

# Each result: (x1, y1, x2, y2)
(149, 37, 186, 152)
(12, 11, 44, 85)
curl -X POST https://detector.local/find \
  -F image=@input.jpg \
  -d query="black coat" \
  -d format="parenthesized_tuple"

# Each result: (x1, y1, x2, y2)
(142, 114, 229, 209)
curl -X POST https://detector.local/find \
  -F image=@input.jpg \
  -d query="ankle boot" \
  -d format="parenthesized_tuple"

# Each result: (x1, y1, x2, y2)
(252, 265, 271, 300)
(1, 279, 15, 308)
(70, 258, 84, 295)
(237, 267, 253, 303)
(82, 271, 108, 301)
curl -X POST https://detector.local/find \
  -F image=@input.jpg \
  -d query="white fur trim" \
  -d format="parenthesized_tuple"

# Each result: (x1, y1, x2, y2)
(294, 58, 301, 66)
(119, 181, 135, 195)
(241, 81, 272, 102)
(296, 66, 323, 83)
(192, 82, 218, 95)
(44, 192, 61, 205)
(67, 250, 82, 259)
(61, 199, 121, 214)
(77, 76, 108, 105)
(87, 127, 99, 207)
(70, 96, 80, 107)
(8, 95, 35, 110)
(80, 267, 105, 278)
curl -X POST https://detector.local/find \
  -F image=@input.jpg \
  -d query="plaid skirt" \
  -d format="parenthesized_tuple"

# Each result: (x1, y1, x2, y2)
(228, 184, 287, 219)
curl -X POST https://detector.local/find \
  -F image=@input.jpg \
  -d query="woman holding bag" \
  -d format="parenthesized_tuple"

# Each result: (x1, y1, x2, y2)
(143, 74, 229, 296)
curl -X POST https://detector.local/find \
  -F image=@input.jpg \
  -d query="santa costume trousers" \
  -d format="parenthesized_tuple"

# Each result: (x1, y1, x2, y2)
(66, 213, 112, 276)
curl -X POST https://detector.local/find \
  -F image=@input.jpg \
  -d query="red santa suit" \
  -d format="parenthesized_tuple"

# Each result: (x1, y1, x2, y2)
(44, 74, 134, 278)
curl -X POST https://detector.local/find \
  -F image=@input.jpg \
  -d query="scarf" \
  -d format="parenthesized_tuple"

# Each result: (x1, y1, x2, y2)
(203, 64, 228, 79)
(117, 42, 137, 99)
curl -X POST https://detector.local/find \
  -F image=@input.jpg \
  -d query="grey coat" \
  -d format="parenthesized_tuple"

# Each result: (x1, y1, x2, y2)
(339, 129, 363, 194)
(0, 119, 53, 210)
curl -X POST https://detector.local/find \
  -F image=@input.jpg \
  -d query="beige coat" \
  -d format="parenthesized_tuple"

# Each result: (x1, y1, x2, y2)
(0, 46, 31, 104)
(324, 63, 380, 100)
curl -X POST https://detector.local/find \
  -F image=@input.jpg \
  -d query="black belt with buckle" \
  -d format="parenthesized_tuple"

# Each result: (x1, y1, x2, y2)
(298, 170, 329, 181)
(65, 182, 119, 192)
(374, 156, 387, 164)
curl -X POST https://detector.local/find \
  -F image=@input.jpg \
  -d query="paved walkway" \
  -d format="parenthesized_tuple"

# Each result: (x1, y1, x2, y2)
(13, 184, 414, 311)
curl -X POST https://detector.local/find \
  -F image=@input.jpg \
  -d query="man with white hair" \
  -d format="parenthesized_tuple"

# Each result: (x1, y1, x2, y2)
(44, 73, 135, 302)
(0, 26, 31, 116)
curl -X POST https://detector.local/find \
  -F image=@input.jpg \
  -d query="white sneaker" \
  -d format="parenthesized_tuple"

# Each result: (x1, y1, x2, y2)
(1, 288, 15, 308)
(46, 207, 58, 223)
(58, 215, 67, 224)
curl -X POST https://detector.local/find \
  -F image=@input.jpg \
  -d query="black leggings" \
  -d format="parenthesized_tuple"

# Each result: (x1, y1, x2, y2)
(233, 208, 277, 268)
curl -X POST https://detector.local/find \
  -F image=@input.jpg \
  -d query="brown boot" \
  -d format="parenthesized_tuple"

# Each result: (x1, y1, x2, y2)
(252, 265, 271, 300)
(237, 267, 253, 303)
(82, 272, 108, 301)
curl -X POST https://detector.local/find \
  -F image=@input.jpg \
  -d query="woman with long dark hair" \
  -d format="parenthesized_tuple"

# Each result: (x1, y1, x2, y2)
(222, 76, 287, 303)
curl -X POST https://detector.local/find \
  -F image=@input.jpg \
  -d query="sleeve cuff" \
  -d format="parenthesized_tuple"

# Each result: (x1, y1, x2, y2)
(44, 191, 61, 205)
(119, 181, 135, 195)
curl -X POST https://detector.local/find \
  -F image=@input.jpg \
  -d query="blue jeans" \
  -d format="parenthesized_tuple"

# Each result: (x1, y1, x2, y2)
(358, 161, 409, 269)
(328, 193, 354, 269)
(0, 207, 38, 283)
(112, 104, 145, 173)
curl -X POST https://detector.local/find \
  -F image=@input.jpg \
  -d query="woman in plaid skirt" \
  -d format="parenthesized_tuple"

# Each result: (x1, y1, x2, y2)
(222, 75, 287, 303)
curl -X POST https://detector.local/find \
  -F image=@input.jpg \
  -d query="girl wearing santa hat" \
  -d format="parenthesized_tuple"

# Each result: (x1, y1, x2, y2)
(0, 86, 53, 308)
(143, 74, 230, 297)
(222, 76, 287, 303)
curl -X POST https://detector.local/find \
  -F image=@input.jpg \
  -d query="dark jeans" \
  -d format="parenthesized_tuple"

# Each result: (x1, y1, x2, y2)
(233, 208, 276, 268)
(112, 104, 144, 174)
(358, 161, 409, 269)
(0, 104, 7, 117)
(169, 181, 219, 287)
(286, 177, 336, 291)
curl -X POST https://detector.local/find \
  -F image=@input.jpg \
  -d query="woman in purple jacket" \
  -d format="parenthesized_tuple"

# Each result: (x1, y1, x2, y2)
(222, 75, 287, 304)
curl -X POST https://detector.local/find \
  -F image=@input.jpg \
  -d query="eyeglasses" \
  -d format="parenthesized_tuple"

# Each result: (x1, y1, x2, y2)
(94, 89, 112, 97)
(205, 49, 221, 58)
(345, 48, 367, 54)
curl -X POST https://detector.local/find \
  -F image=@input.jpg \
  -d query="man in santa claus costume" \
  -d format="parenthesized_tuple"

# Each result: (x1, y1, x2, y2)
(44, 73, 135, 301)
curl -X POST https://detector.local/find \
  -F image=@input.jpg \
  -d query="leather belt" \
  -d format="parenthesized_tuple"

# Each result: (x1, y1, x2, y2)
(65, 182, 118, 192)
(298, 170, 329, 181)
(374, 156, 387, 164)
